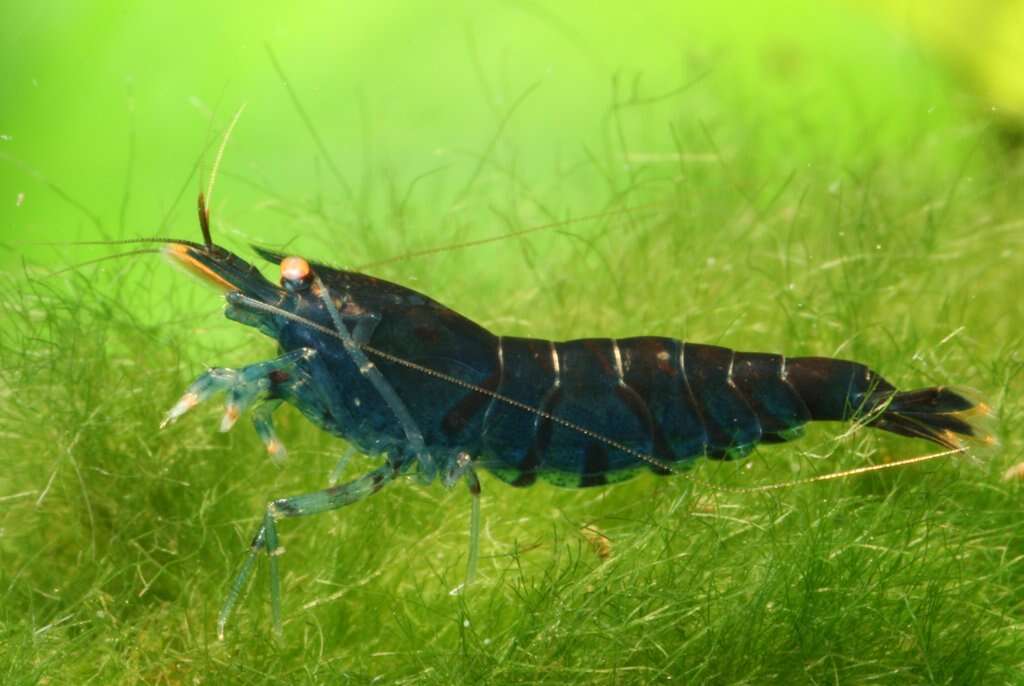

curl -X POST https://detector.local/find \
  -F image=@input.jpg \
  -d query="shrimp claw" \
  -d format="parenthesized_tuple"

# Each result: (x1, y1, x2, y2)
(161, 349, 316, 463)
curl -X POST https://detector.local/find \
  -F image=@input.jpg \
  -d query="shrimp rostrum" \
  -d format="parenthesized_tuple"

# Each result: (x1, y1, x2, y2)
(156, 201, 992, 638)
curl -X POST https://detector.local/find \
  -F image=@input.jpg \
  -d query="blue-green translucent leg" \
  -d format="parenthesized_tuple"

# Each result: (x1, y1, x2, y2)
(219, 525, 264, 640)
(217, 463, 399, 640)
(161, 348, 313, 431)
(251, 399, 287, 463)
(445, 454, 481, 595)
(465, 467, 481, 587)
(328, 445, 356, 485)
(263, 508, 282, 633)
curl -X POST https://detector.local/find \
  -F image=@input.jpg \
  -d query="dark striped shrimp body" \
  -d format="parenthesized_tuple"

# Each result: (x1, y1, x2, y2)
(252, 255, 977, 488)
(158, 231, 988, 637)
(473, 338, 971, 489)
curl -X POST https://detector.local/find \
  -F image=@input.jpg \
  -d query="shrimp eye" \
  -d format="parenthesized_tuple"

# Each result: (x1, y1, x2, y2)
(280, 256, 312, 291)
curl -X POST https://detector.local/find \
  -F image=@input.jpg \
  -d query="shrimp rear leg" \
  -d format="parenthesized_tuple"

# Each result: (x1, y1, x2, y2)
(218, 462, 400, 639)
(442, 453, 481, 593)
(463, 469, 481, 589)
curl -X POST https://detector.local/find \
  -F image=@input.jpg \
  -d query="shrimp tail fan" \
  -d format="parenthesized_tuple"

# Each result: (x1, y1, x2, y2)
(865, 386, 995, 449)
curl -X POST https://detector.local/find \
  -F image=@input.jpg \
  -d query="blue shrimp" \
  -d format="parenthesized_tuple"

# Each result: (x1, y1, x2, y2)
(156, 197, 992, 638)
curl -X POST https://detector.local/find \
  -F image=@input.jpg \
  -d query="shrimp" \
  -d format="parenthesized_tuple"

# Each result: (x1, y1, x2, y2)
(148, 195, 993, 638)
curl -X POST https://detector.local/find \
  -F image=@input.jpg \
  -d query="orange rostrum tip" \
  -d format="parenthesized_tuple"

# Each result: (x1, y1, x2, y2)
(280, 256, 310, 282)
(163, 243, 235, 291)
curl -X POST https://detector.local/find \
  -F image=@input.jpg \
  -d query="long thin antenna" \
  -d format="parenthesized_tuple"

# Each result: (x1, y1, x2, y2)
(23, 237, 205, 250)
(265, 44, 356, 206)
(44, 248, 162, 278)
(197, 104, 247, 249)
(353, 203, 663, 271)
(718, 447, 966, 494)
(206, 103, 247, 209)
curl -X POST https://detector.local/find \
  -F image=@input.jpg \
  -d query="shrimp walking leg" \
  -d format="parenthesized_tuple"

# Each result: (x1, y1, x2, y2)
(443, 453, 481, 592)
(463, 468, 481, 588)
(327, 445, 357, 484)
(251, 399, 287, 462)
(217, 462, 400, 639)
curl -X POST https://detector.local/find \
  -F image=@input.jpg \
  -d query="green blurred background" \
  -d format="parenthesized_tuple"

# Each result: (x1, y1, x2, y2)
(3, 0, 1019, 259)
(2, 2, 1023, 684)
(4, 0, 1021, 339)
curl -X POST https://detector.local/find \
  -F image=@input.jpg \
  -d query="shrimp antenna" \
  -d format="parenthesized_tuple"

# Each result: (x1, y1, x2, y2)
(43, 248, 163, 278)
(198, 193, 213, 248)
(199, 103, 248, 248)
(353, 203, 665, 271)
(206, 103, 247, 210)
(30, 239, 203, 278)
(727, 446, 968, 493)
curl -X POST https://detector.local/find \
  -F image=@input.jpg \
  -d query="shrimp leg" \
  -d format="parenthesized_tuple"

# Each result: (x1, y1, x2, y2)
(442, 452, 481, 592)
(463, 468, 481, 588)
(161, 349, 319, 459)
(218, 462, 400, 639)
